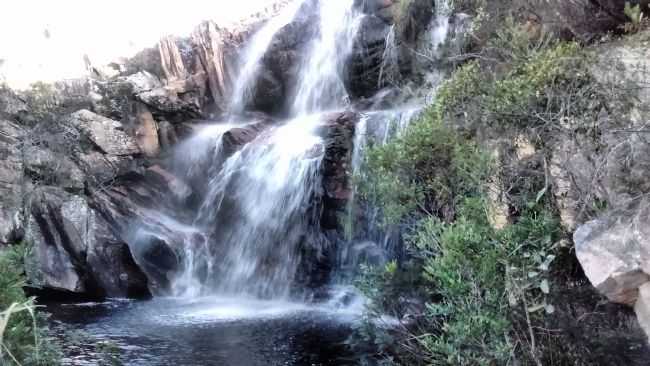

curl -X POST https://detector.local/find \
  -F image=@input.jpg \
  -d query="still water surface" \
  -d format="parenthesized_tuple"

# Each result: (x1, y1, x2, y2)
(47, 297, 361, 366)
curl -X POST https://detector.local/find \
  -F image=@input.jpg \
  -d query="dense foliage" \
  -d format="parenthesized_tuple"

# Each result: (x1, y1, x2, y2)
(349, 8, 613, 365)
(0, 245, 60, 366)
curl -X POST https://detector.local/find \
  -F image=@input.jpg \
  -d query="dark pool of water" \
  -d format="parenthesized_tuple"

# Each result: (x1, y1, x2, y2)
(46, 297, 362, 366)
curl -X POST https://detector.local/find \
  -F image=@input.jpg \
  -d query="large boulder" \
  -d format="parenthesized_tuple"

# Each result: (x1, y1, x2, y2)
(25, 187, 149, 298)
(574, 201, 650, 305)
(66, 109, 139, 156)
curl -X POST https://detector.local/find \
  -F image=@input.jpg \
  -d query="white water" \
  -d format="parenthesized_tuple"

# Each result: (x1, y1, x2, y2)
(130, 0, 457, 307)
(290, 0, 363, 115)
(229, 0, 307, 113)
(131, 0, 366, 301)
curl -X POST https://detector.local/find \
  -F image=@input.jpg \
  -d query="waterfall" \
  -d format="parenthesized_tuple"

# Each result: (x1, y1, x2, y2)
(128, 0, 461, 302)
(290, 0, 363, 115)
(377, 25, 398, 88)
(229, 0, 306, 114)
(338, 0, 459, 278)
(134, 0, 365, 300)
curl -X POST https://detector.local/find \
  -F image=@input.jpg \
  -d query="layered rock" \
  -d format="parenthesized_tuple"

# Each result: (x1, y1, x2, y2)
(318, 112, 358, 231)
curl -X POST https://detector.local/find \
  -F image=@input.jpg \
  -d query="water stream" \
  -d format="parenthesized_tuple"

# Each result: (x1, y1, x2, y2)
(48, 0, 457, 364)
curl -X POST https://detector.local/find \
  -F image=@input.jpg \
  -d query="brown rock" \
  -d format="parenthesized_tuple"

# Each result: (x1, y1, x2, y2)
(135, 103, 160, 157)
(192, 21, 236, 111)
(159, 36, 188, 82)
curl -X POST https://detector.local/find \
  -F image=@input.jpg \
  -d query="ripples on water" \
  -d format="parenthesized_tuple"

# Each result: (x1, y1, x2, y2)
(47, 295, 364, 366)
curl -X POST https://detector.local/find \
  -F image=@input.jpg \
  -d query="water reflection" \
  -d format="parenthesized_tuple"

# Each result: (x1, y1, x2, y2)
(47, 297, 360, 366)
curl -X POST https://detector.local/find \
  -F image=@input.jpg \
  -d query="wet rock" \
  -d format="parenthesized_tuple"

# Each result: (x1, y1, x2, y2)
(347, 241, 386, 267)
(635, 283, 650, 341)
(145, 165, 192, 204)
(347, 15, 392, 99)
(130, 233, 180, 293)
(247, 68, 285, 114)
(157, 120, 178, 149)
(221, 119, 274, 156)
(319, 112, 358, 231)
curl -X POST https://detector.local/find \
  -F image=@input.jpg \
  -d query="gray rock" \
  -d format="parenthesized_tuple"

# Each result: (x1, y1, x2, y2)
(0, 120, 26, 245)
(23, 145, 85, 191)
(64, 109, 140, 156)
(0, 87, 29, 120)
(25, 187, 149, 297)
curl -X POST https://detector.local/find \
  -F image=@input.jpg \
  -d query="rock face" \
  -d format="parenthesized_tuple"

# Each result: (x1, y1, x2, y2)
(574, 203, 650, 305)
(347, 0, 436, 99)
(25, 187, 149, 298)
(565, 31, 650, 341)
(0, 119, 26, 245)
(319, 112, 358, 231)
(0, 108, 157, 299)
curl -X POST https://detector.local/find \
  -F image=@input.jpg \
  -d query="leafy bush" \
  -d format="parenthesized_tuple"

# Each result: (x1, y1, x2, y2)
(0, 244, 60, 366)
(360, 108, 490, 226)
(415, 198, 559, 365)
(353, 18, 578, 365)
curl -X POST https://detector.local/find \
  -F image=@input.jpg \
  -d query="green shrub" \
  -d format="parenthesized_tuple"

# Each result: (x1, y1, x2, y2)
(0, 244, 60, 366)
(360, 109, 490, 226)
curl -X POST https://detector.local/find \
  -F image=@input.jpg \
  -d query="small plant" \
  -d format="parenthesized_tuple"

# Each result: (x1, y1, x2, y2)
(621, 2, 649, 33)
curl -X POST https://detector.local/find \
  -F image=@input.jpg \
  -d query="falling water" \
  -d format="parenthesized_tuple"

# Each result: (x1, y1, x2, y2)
(290, 0, 363, 115)
(229, 0, 307, 113)
(377, 25, 398, 88)
(134, 0, 365, 300)
(194, 118, 325, 298)
(338, 0, 459, 277)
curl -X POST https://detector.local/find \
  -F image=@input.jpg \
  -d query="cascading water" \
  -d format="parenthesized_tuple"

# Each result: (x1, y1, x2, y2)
(47, 1, 476, 364)
(290, 0, 362, 115)
(229, 0, 307, 114)
(134, 0, 365, 300)
(193, 119, 325, 298)
(337, 0, 458, 278)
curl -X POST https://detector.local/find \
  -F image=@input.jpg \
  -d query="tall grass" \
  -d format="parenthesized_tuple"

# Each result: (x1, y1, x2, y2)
(0, 245, 60, 366)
